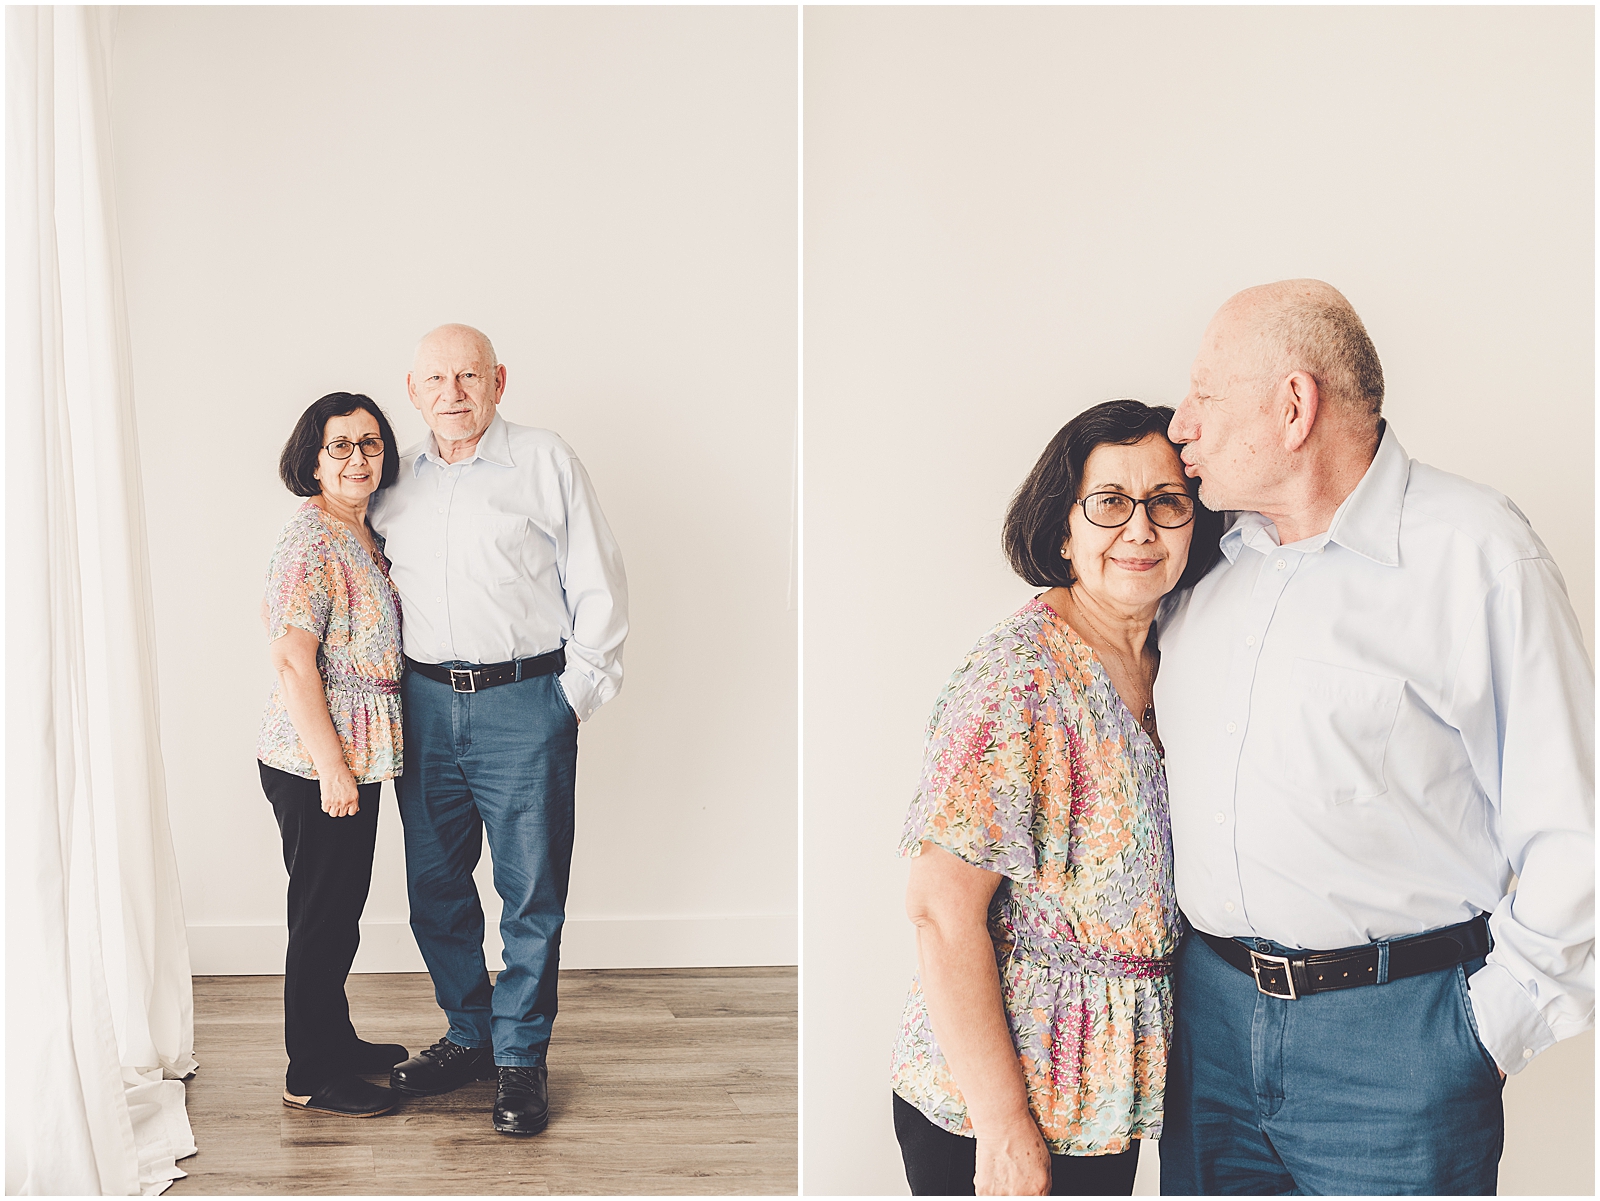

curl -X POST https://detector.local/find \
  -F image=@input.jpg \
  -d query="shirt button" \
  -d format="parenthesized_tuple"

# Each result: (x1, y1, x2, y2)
(1275, 559, 1287, 571)
(1214, 812, 1225, 824)
(1226, 721, 1237, 733)
(1523, 1048, 1534, 1059)
(1245, 635, 1256, 647)
(1224, 901, 1236, 913)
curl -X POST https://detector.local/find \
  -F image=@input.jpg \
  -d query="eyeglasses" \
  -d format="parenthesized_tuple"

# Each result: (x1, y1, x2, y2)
(323, 437, 386, 460)
(1078, 490, 1196, 529)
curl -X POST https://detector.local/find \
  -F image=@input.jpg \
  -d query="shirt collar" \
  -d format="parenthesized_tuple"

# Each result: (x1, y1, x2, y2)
(412, 412, 515, 474)
(1217, 512, 1256, 563)
(1216, 421, 1408, 567)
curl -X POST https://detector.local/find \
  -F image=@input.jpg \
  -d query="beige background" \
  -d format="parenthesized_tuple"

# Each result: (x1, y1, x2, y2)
(110, 6, 798, 973)
(803, 6, 1593, 1195)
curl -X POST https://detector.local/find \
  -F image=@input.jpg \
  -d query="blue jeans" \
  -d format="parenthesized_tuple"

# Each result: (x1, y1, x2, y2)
(1161, 929, 1504, 1195)
(395, 667, 578, 1067)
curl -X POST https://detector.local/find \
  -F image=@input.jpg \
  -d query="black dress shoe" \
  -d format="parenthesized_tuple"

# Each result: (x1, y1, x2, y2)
(493, 1065, 549, 1135)
(283, 1074, 396, 1117)
(390, 1035, 498, 1095)
(346, 1039, 409, 1073)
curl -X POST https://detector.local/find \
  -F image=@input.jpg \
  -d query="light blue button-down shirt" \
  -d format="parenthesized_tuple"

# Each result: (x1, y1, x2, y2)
(1155, 423, 1594, 1074)
(367, 415, 628, 722)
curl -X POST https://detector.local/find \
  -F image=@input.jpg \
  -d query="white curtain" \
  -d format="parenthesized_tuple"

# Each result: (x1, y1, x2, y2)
(6, 6, 199, 1195)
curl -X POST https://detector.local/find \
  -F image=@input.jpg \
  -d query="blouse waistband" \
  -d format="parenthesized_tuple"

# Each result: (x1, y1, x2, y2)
(321, 664, 401, 697)
(1005, 924, 1173, 980)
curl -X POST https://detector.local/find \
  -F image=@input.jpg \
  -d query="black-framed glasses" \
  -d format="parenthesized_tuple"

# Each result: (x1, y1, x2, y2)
(323, 437, 386, 460)
(1078, 490, 1196, 529)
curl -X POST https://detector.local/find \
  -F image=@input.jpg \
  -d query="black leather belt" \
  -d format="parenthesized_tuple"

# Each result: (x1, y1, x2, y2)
(1195, 914, 1490, 1000)
(405, 649, 565, 694)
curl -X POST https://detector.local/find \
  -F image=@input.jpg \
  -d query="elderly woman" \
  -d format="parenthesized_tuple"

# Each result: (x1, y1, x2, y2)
(890, 399, 1223, 1195)
(256, 392, 408, 1118)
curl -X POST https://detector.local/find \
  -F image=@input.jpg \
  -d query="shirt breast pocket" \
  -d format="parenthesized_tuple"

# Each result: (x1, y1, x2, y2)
(461, 515, 530, 584)
(1274, 659, 1404, 804)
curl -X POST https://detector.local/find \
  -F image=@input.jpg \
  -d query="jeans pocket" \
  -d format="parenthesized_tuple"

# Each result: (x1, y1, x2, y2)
(553, 675, 578, 725)
(1451, 963, 1504, 1087)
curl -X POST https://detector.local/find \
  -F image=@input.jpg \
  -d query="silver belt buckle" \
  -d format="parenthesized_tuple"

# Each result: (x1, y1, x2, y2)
(1250, 949, 1298, 999)
(449, 668, 477, 694)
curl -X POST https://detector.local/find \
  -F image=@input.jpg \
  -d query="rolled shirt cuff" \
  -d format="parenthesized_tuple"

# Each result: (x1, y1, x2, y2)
(558, 664, 598, 723)
(1467, 959, 1558, 1076)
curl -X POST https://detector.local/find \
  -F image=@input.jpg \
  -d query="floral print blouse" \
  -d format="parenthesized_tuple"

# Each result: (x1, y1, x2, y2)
(256, 501, 404, 783)
(890, 596, 1178, 1156)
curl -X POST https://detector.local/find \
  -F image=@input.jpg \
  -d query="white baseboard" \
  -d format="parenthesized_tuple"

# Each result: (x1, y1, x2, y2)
(186, 915, 797, 975)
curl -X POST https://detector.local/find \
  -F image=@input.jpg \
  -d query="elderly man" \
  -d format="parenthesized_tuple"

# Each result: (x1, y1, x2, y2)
(1154, 281, 1593, 1193)
(369, 323, 627, 1135)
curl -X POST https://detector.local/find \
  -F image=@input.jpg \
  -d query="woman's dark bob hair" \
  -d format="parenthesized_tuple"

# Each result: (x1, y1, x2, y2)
(278, 392, 401, 497)
(1002, 398, 1223, 593)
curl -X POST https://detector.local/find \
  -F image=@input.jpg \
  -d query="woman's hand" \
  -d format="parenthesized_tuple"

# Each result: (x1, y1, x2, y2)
(319, 770, 361, 818)
(975, 1118, 1052, 1196)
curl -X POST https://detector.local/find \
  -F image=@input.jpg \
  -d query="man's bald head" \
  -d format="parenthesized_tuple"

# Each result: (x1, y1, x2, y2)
(1217, 279, 1384, 419)
(414, 323, 498, 373)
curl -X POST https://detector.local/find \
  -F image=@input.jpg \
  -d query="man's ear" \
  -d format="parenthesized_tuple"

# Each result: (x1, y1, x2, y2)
(1280, 370, 1320, 452)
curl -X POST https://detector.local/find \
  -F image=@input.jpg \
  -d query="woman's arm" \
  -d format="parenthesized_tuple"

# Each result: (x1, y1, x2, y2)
(906, 843, 1051, 1196)
(268, 626, 361, 817)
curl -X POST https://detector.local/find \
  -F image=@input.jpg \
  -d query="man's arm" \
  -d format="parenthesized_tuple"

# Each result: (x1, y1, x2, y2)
(1457, 556, 1596, 1075)
(553, 453, 628, 722)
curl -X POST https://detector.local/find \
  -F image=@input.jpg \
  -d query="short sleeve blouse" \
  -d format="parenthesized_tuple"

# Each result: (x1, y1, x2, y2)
(889, 596, 1178, 1156)
(255, 501, 404, 783)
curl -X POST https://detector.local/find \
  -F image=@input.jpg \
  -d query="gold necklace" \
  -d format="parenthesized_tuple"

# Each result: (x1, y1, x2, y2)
(313, 499, 377, 557)
(1063, 588, 1157, 731)
(1067, 591, 1150, 680)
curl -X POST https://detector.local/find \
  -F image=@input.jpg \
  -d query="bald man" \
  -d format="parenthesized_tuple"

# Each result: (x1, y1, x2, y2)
(369, 324, 627, 1135)
(1153, 282, 1593, 1193)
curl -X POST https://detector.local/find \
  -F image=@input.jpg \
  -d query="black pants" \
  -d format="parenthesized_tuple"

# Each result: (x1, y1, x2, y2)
(259, 761, 382, 1095)
(893, 1092, 1140, 1196)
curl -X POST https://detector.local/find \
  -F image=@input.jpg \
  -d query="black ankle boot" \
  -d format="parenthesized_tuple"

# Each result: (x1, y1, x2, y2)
(390, 1036, 497, 1095)
(493, 1065, 549, 1135)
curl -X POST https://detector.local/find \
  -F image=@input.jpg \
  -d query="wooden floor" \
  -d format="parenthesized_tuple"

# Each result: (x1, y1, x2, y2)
(168, 968, 797, 1196)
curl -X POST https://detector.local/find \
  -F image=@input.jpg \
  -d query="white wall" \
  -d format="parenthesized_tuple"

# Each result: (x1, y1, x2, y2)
(803, 7, 1593, 1196)
(109, 6, 798, 973)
